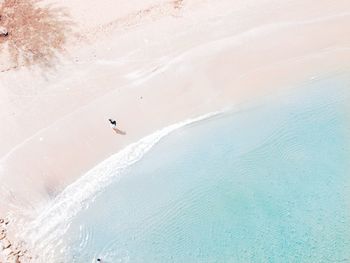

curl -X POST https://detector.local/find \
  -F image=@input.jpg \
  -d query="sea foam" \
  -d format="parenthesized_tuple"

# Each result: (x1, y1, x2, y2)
(21, 111, 223, 262)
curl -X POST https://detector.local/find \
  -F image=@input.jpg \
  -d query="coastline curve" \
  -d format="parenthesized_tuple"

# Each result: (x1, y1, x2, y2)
(20, 110, 225, 262)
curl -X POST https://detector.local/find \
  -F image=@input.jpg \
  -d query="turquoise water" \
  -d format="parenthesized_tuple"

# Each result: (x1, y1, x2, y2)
(64, 78, 350, 263)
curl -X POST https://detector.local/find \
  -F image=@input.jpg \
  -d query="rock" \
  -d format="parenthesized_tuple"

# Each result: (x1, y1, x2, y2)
(0, 218, 4, 224)
(12, 248, 21, 255)
(0, 27, 8, 37)
(2, 247, 12, 256)
(1, 238, 11, 249)
(0, 231, 6, 240)
(7, 254, 20, 263)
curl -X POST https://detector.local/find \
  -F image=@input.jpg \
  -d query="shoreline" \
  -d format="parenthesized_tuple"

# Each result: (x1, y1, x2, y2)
(21, 77, 350, 262)
(20, 110, 224, 261)
(8, 69, 350, 262)
(1, 0, 350, 261)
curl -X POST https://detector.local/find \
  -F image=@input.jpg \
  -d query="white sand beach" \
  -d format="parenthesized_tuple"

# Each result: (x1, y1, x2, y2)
(0, 0, 350, 261)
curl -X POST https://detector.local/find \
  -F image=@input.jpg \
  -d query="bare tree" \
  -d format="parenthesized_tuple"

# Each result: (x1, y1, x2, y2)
(0, 0, 73, 69)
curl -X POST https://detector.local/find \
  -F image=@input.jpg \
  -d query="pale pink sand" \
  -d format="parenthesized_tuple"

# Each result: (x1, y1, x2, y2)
(0, 0, 349, 250)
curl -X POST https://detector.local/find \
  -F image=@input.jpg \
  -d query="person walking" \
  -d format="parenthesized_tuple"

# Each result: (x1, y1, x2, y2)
(108, 118, 117, 129)
(108, 118, 126, 135)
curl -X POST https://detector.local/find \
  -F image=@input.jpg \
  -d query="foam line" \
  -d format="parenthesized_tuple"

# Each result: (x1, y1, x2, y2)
(21, 110, 225, 261)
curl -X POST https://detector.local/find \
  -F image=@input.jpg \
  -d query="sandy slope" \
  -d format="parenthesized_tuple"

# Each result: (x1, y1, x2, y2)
(0, 0, 349, 244)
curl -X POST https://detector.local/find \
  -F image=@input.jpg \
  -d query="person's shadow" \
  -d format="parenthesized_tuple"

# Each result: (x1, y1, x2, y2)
(113, 128, 126, 135)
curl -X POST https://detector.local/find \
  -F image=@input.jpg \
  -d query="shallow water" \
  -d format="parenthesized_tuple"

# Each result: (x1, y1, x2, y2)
(63, 76, 350, 263)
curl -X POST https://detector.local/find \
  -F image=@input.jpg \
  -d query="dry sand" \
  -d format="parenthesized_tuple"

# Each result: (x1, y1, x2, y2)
(0, 0, 350, 260)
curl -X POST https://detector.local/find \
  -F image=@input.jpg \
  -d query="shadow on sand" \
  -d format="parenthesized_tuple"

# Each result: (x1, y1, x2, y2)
(0, 0, 74, 69)
(113, 128, 127, 135)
